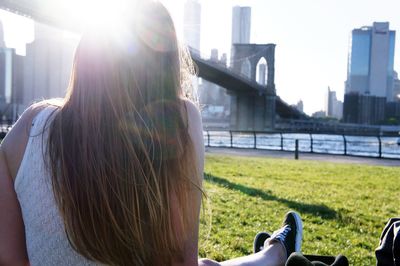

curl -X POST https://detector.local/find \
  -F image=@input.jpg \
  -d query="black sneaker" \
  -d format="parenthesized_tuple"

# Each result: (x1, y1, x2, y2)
(269, 211, 303, 258)
(253, 231, 271, 253)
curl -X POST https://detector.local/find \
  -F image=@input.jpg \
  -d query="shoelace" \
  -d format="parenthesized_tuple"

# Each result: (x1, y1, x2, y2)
(259, 227, 291, 252)
(273, 225, 291, 241)
(279, 225, 291, 239)
(272, 225, 293, 258)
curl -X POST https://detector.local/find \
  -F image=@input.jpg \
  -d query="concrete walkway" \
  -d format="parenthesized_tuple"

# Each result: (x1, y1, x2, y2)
(206, 147, 400, 167)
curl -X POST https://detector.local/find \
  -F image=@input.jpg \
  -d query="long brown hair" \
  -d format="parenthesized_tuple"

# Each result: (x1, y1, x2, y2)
(47, 2, 200, 265)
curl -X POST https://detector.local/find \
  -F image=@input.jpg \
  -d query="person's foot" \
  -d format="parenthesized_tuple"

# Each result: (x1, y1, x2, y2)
(253, 231, 271, 253)
(269, 211, 303, 258)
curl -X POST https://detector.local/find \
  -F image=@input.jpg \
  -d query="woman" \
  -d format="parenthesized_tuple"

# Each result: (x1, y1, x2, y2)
(0, 1, 300, 265)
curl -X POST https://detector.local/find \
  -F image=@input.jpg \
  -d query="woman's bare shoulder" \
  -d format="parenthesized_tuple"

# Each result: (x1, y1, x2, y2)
(1, 100, 60, 180)
(182, 99, 201, 127)
(182, 99, 204, 176)
(182, 99, 203, 141)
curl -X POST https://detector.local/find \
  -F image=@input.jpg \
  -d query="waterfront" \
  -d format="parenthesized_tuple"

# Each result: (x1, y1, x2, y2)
(204, 131, 400, 159)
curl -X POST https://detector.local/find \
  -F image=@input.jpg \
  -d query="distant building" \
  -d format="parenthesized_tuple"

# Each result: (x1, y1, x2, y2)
(0, 20, 24, 122)
(296, 100, 304, 113)
(20, 23, 78, 113)
(183, 1, 230, 126)
(0, 20, 5, 48)
(385, 101, 400, 122)
(257, 64, 266, 85)
(231, 6, 252, 75)
(343, 93, 386, 124)
(312, 110, 326, 118)
(210, 48, 218, 62)
(183, 0, 201, 102)
(183, 0, 201, 51)
(325, 87, 343, 119)
(220, 53, 227, 66)
(386, 71, 400, 121)
(199, 49, 230, 117)
(231, 6, 251, 45)
(291, 100, 303, 113)
(394, 71, 400, 102)
(343, 22, 396, 124)
(345, 22, 395, 100)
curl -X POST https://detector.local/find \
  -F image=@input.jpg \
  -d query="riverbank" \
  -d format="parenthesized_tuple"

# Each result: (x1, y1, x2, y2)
(206, 147, 400, 167)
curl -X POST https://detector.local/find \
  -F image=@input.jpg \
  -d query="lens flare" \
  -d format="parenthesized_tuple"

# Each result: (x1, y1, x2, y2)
(62, 0, 137, 31)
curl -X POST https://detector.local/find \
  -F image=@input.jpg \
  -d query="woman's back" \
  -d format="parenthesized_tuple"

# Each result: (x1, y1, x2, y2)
(0, 2, 204, 265)
(14, 106, 97, 266)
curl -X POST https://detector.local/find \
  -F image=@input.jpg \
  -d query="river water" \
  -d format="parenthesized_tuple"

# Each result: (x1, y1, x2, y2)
(204, 131, 400, 160)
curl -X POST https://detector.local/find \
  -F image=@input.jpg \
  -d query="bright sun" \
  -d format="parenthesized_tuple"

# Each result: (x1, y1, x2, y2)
(59, 0, 182, 31)
(60, 0, 138, 31)
(0, 0, 184, 54)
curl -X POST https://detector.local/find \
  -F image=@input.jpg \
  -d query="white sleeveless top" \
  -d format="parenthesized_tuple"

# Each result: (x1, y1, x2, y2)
(14, 107, 99, 266)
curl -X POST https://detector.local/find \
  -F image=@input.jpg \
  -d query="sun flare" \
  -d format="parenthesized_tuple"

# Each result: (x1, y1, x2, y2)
(62, 0, 138, 31)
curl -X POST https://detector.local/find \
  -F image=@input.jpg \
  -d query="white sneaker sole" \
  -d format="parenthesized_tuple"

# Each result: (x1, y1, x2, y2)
(291, 211, 303, 252)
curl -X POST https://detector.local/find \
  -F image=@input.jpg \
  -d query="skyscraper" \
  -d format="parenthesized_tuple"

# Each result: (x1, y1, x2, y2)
(345, 22, 395, 100)
(343, 22, 396, 124)
(231, 6, 251, 44)
(0, 19, 24, 121)
(0, 20, 7, 104)
(394, 71, 400, 102)
(22, 23, 78, 112)
(0, 20, 5, 48)
(183, 0, 201, 51)
(326, 87, 343, 119)
(231, 6, 251, 73)
(386, 71, 400, 121)
(257, 64, 266, 85)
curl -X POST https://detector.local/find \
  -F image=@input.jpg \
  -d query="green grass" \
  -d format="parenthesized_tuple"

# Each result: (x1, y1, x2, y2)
(198, 154, 400, 265)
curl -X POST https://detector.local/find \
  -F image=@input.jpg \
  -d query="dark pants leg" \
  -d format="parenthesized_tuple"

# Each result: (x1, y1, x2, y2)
(376, 218, 400, 266)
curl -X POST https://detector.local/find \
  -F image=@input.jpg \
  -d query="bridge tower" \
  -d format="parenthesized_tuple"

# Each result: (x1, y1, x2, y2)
(230, 43, 276, 131)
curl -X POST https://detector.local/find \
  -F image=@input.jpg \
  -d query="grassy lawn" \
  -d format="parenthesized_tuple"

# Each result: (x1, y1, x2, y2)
(198, 154, 400, 265)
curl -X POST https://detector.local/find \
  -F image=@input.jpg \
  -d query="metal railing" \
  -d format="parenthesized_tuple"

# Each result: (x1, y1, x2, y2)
(204, 130, 400, 160)
(1, 125, 398, 159)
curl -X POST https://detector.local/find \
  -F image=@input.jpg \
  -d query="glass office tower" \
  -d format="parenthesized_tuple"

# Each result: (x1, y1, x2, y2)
(343, 22, 396, 124)
(346, 22, 396, 101)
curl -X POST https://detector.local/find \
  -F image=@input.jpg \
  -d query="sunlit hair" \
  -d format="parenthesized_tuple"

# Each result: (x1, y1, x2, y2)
(47, 1, 201, 265)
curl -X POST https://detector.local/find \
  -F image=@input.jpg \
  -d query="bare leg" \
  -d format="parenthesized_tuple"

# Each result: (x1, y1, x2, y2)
(198, 241, 286, 266)
(199, 211, 302, 266)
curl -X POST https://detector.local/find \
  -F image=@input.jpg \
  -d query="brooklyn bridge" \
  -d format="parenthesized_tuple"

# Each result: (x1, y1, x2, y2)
(0, 0, 309, 132)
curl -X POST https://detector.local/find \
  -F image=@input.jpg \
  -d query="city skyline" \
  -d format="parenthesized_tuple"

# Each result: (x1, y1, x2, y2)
(165, 0, 400, 116)
(1, 0, 400, 115)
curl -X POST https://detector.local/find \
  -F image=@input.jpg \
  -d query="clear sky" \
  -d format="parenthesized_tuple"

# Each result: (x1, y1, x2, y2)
(1, 0, 400, 115)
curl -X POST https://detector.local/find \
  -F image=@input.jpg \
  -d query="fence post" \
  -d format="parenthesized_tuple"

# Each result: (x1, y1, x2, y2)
(378, 136, 382, 158)
(342, 135, 347, 155)
(207, 131, 210, 147)
(253, 131, 257, 149)
(230, 131, 233, 148)
(280, 133, 284, 151)
(295, 139, 299, 160)
(310, 133, 313, 153)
